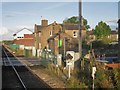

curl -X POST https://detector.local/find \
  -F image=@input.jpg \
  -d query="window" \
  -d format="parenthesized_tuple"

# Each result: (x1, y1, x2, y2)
(50, 31, 52, 36)
(39, 32, 41, 37)
(39, 43, 41, 49)
(117, 35, 118, 39)
(35, 33, 36, 37)
(73, 31, 77, 37)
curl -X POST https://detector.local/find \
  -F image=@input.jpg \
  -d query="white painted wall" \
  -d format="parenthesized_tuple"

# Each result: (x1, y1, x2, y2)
(24, 46, 33, 50)
(37, 49, 41, 57)
(14, 29, 33, 39)
(19, 45, 24, 50)
(32, 47, 36, 57)
(57, 54, 62, 66)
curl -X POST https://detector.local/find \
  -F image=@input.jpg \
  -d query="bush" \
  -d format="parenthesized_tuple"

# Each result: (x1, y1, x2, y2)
(95, 67, 113, 88)
(66, 77, 87, 88)
(113, 69, 120, 89)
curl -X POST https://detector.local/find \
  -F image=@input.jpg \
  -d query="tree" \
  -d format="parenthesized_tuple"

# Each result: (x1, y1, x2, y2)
(63, 16, 90, 30)
(63, 16, 79, 24)
(94, 21, 111, 39)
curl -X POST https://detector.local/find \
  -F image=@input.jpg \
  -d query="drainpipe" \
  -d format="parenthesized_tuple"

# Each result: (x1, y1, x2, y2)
(58, 34, 60, 54)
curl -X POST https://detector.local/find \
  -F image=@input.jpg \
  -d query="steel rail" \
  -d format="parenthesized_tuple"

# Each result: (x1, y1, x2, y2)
(3, 48, 27, 90)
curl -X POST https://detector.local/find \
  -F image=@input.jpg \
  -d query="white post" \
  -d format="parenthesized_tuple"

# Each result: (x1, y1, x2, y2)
(93, 76, 94, 90)
(92, 67, 96, 90)
(68, 65, 71, 78)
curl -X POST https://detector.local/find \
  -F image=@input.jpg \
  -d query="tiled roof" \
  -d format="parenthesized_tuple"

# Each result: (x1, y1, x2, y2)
(87, 30, 94, 35)
(47, 31, 63, 41)
(14, 39, 34, 46)
(63, 24, 85, 30)
(111, 31, 118, 34)
(36, 25, 43, 31)
(34, 24, 43, 33)
(47, 30, 75, 42)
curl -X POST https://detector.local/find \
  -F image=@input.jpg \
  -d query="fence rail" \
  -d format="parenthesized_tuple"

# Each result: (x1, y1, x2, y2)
(40, 49, 57, 67)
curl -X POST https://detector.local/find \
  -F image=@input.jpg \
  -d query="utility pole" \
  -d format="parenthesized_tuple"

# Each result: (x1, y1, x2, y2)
(118, 19, 120, 61)
(78, 0, 82, 59)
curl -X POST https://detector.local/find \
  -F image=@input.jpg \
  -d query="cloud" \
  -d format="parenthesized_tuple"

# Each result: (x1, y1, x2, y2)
(0, 27, 8, 35)
(4, 14, 15, 17)
(3, 11, 37, 18)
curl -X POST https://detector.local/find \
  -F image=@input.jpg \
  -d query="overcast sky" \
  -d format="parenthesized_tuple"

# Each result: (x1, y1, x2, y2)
(0, 0, 119, 40)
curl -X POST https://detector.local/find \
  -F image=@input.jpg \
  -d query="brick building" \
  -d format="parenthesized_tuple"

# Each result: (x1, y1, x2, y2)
(34, 20, 62, 50)
(34, 19, 86, 55)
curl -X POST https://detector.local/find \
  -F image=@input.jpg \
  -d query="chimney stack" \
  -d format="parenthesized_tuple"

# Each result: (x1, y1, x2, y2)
(41, 19, 48, 27)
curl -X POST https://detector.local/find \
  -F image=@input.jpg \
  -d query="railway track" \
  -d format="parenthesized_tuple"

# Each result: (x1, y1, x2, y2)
(2, 46, 52, 89)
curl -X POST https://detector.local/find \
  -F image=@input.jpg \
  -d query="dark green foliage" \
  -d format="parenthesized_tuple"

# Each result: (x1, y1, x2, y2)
(92, 40, 105, 48)
(94, 21, 111, 39)
(2, 40, 13, 45)
(63, 16, 78, 24)
(113, 69, 120, 89)
(63, 16, 90, 30)
(95, 67, 113, 88)
(82, 18, 90, 30)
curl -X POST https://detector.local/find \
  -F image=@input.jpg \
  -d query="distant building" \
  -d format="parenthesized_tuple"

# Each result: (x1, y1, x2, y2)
(86, 30, 96, 44)
(87, 30, 118, 43)
(108, 30, 118, 41)
(13, 34, 34, 50)
(13, 28, 33, 40)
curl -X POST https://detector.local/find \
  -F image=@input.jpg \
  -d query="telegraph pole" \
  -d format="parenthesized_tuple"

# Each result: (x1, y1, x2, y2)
(78, 0, 82, 59)
(118, 19, 120, 61)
